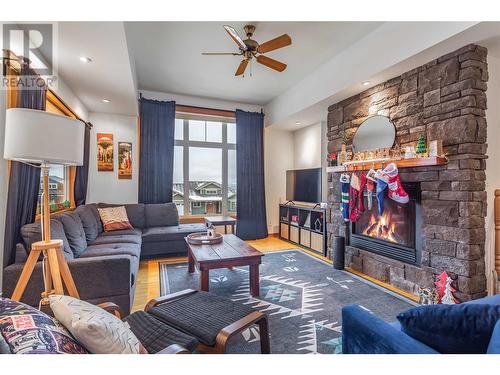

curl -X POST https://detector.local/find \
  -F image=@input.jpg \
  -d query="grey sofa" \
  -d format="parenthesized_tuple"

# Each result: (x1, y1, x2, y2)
(2, 202, 206, 315)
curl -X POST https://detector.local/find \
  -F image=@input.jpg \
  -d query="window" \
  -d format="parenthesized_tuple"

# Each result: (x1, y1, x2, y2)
(173, 116, 236, 216)
(37, 164, 68, 214)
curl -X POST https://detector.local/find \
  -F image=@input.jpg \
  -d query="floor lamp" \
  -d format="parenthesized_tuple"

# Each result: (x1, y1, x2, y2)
(4, 108, 85, 304)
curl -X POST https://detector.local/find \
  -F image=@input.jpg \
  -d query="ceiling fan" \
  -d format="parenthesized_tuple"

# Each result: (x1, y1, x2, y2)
(202, 24, 292, 76)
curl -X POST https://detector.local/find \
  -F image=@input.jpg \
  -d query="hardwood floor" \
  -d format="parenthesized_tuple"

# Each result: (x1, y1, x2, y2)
(131, 234, 417, 312)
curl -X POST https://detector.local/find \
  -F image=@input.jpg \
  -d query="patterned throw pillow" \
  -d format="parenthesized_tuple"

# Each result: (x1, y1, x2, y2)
(0, 298, 88, 354)
(97, 206, 133, 232)
(49, 295, 141, 354)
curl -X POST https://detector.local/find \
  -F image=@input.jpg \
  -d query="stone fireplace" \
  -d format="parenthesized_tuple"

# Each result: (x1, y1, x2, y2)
(327, 44, 488, 301)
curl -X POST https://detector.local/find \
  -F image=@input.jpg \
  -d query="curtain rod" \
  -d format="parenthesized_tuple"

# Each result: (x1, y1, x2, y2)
(176, 104, 236, 118)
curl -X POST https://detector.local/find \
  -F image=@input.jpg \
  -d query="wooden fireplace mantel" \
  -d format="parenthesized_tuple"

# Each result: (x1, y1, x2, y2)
(326, 156, 448, 173)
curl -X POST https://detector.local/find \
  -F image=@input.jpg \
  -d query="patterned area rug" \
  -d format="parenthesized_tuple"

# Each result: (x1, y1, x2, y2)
(159, 249, 415, 354)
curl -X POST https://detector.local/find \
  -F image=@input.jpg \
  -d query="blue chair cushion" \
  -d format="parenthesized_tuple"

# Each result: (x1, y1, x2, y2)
(397, 303, 500, 354)
(487, 319, 500, 354)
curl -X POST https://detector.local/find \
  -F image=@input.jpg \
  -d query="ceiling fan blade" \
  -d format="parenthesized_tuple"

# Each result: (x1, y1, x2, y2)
(257, 34, 291, 54)
(202, 52, 242, 55)
(223, 25, 247, 51)
(256, 55, 287, 72)
(235, 60, 249, 76)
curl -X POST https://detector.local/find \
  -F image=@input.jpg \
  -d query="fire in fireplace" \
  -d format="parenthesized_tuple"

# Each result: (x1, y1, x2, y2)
(362, 211, 398, 244)
(350, 182, 421, 265)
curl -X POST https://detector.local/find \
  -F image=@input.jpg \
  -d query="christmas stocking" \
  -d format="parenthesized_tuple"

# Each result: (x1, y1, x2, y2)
(383, 163, 409, 204)
(375, 169, 389, 216)
(349, 172, 367, 222)
(366, 169, 377, 211)
(339, 173, 350, 221)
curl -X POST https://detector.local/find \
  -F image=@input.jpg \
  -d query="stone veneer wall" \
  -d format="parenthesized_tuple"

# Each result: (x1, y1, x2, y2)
(327, 44, 488, 301)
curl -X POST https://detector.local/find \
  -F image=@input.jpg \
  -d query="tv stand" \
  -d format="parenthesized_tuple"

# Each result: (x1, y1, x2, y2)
(279, 203, 327, 256)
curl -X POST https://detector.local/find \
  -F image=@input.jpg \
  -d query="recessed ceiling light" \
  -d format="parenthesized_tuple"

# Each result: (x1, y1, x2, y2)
(79, 56, 92, 63)
(362, 81, 371, 86)
(295, 121, 301, 125)
(102, 99, 111, 103)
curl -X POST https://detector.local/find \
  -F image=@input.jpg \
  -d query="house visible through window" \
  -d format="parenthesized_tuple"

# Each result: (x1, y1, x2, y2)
(173, 115, 236, 216)
(37, 164, 68, 214)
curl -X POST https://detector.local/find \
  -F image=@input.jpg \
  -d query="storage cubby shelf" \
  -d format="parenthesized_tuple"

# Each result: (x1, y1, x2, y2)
(279, 204, 327, 256)
(326, 156, 447, 173)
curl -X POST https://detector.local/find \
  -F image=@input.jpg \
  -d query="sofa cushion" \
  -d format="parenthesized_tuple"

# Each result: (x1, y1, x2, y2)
(58, 212, 88, 258)
(145, 203, 179, 227)
(20, 219, 74, 260)
(98, 228, 142, 237)
(86, 203, 104, 234)
(397, 303, 500, 354)
(0, 297, 88, 354)
(90, 233, 142, 246)
(98, 203, 146, 229)
(80, 243, 141, 259)
(487, 319, 500, 354)
(142, 224, 207, 243)
(49, 295, 141, 354)
(75, 205, 99, 243)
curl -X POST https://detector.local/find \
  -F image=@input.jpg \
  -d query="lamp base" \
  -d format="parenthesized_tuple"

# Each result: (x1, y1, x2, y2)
(11, 239, 80, 303)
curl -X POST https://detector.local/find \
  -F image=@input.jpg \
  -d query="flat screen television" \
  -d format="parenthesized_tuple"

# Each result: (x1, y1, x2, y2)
(286, 168, 322, 204)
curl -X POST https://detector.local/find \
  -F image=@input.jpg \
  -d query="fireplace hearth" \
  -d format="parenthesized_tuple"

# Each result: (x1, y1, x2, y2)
(350, 183, 422, 265)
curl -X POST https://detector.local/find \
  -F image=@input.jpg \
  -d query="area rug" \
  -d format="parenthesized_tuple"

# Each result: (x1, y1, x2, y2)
(159, 249, 416, 354)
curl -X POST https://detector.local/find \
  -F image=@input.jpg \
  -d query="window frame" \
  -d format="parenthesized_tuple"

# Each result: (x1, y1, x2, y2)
(174, 116, 236, 217)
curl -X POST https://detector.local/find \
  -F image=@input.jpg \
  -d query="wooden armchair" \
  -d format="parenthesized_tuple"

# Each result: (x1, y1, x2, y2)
(144, 289, 270, 354)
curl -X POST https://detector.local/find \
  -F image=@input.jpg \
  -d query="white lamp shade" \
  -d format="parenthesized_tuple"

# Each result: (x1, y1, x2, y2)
(4, 108, 85, 166)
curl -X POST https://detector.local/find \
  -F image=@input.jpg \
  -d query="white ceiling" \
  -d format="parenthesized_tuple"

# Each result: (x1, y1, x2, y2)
(56, 22, 138, 116)
(124, 22, 382, 105)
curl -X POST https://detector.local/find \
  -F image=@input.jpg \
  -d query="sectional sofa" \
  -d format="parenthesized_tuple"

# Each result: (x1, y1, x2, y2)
(2, 202, 206, 315)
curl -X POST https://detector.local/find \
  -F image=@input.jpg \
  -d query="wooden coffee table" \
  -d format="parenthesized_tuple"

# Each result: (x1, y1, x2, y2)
(185, 234, 264, 297)
(204, 216, 238, 234)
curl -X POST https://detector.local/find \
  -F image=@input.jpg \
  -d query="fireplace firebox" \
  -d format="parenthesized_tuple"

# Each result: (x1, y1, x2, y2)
(349, 182, 421, 265)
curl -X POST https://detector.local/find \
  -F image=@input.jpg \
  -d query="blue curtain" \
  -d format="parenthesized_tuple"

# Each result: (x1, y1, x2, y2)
(138, 98, 176, 204)
(3, 63, 45, 267)
(235, 109, 268, 240)
(74, 123, 91, 206)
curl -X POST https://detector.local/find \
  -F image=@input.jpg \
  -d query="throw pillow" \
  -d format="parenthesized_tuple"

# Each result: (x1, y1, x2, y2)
(0, 297, 88, 354)
(97, 206, 134, 232)
(397, 303, 500, 354)
(49, 295, 141, 354)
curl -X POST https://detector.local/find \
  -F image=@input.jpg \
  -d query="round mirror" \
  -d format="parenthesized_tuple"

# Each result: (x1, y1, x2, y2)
(352, 115, 396, 152)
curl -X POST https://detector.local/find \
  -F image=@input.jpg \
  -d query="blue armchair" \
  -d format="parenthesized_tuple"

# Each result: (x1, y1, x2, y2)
(342, 294, 500, 354)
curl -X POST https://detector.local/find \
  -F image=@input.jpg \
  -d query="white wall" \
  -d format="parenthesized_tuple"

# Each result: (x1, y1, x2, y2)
(0, 88, 7, 292)
(293, 123, 322, 170)
(485, 48, 500, 295)
(87, 112, 138, 204)
(264, 128, 294, 234)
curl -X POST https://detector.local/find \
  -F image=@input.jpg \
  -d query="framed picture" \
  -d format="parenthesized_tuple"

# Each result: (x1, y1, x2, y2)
(118, 142, 132, 179)
(97, 133, 114, 171)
